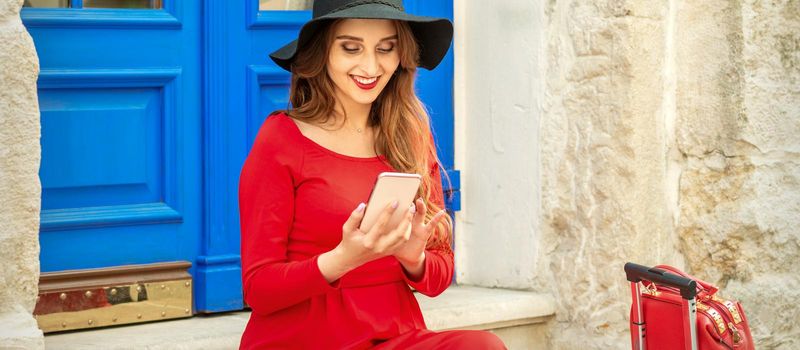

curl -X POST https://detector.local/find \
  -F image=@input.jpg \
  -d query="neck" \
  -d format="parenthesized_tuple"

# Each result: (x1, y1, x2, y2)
(333, 97, 372, 131)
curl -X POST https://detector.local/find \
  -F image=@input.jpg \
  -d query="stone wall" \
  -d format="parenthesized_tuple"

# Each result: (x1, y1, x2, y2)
(457, 0, 799, 348)
(539, 0, 800, 348)
(537, 0, 683, 348)
(676, 0, 800, 348)
(0, 0, 43, 349)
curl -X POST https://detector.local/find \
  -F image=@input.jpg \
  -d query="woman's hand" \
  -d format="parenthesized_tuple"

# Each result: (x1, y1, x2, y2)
(393, 198, 448, 279)
(318, 201, 415, 283)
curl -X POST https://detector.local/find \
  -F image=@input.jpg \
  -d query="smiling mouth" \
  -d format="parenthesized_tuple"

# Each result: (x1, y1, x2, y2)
(350, 75, 380, 90)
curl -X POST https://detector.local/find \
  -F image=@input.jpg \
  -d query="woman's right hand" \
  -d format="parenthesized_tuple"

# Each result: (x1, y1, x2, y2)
(317, 201, 415, 283)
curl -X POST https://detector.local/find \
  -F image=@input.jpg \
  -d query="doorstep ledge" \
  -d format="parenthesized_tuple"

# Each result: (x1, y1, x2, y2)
(44, 286, 556, 350)
(418, 285, 556, 331)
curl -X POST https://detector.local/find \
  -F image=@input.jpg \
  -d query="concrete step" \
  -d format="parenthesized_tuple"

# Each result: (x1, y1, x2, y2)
(44, 286, 555, 349)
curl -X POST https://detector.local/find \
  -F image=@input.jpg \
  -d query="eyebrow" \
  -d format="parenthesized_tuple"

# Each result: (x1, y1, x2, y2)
(335, 34, 399, 42)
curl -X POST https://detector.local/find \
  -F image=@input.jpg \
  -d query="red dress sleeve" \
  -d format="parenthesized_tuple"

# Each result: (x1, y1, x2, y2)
(239, 117, 337, 315)
(402, 159, 455, 297)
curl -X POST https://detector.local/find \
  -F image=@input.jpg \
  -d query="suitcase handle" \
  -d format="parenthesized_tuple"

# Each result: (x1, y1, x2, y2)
(624, 262, 697, 300)
(654, 264, 718, 296)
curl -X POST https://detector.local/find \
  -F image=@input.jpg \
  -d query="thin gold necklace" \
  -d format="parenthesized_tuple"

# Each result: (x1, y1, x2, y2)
(339, 118, 367, 134)
(348, 123, 365, 134)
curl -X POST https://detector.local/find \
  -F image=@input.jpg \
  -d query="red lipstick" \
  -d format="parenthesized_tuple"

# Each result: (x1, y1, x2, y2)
(351, 75, 379, 90)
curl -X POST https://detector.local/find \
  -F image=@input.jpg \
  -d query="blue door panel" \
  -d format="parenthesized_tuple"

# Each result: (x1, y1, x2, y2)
(39, 88, 162, 209)
(40, 225, 181, 272)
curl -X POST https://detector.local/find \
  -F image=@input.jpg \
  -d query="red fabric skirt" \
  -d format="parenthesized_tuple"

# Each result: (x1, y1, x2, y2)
(371, 329, 507, 350)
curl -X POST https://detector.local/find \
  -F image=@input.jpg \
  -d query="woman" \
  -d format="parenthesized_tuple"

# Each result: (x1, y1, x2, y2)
(239, 1, 506, 349)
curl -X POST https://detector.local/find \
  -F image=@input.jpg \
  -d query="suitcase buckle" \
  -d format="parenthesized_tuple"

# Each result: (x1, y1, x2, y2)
(728, 322, 741, 344)
(642, 282, 659, 296)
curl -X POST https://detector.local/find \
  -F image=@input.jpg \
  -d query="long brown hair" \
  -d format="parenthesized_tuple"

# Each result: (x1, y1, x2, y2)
(285, 19, 452, 250)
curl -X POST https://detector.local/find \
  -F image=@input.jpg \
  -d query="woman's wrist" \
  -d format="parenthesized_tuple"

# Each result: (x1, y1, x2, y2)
(398, 251, 426, 280)
(318, 245, 357, 283)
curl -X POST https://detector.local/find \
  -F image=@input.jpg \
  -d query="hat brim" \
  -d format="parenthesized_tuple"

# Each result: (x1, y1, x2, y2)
(269, 3, 453, 72)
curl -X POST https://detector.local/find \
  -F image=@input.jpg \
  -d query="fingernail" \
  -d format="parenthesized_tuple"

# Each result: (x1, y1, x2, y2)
(356, 203, 366, 213)
(409, 204, 416, 214)
(391, 201, 399, 209)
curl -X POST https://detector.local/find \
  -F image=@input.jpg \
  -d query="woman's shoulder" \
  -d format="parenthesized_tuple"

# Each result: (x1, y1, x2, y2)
(250, 111, 304, 158)
(241, 112, 304, 185)
(258, 110, 291, 133)
(255, 111, 299, 141)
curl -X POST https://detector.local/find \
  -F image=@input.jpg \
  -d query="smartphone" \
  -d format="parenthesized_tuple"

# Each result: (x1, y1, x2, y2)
(359, 172, 422, 232)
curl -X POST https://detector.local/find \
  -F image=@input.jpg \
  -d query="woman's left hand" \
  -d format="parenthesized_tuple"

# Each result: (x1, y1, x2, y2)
(394, 198, 447, 277)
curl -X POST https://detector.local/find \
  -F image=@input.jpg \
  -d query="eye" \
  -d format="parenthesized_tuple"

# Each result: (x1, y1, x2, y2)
(377, 43, 396, 53)
(342, 44, 360, 53)
(377, 45, 395, 53)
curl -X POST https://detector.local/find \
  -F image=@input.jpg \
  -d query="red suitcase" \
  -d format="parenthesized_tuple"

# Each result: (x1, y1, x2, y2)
(624, 263, 754, 350)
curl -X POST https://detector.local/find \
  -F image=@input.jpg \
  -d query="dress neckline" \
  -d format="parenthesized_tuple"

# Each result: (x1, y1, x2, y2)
(276, 112, 387, 163)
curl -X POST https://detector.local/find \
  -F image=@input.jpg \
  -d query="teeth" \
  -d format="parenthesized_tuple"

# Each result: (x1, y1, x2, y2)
(353, 76, 378, 84)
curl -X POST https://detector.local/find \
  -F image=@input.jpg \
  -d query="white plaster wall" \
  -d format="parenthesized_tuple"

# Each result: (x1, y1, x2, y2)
(0, 0, 44, 348)
(454, 0, 544, 290)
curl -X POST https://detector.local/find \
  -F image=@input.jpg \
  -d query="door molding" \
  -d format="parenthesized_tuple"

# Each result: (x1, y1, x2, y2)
(244, 1, 310, 29)
(195, 0, 243, 313)
(21, 2, 182, 29)
(245, 65, 290, 146)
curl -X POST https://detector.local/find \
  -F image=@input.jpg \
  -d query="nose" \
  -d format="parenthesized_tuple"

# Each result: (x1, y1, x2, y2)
(359, 50, 380, 77)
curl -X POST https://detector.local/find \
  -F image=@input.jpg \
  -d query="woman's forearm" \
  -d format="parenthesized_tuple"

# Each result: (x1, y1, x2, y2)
(317, 246, 357, 283)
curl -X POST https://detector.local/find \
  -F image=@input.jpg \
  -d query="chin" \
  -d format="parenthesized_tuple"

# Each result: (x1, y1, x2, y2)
(348, 90, 382, 105)
(354, 96, 379, 105)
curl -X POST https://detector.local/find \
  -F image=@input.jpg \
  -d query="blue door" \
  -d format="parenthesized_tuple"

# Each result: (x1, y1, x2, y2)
(25, 0, 454, 317)
(23, 0, 204, 309)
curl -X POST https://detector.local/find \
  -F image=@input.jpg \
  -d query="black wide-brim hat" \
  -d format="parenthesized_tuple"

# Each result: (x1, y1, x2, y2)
(269, 0, 453, 72)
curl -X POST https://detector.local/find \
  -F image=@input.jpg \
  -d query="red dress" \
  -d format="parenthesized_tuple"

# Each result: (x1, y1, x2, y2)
(238, 112, 505, 349)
